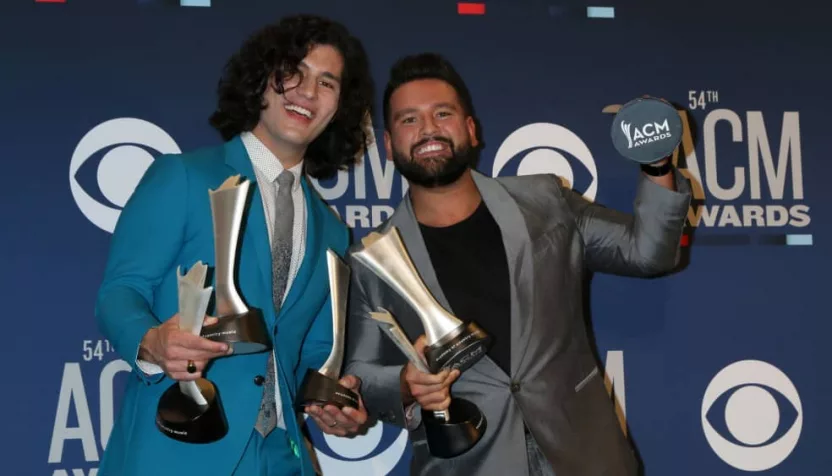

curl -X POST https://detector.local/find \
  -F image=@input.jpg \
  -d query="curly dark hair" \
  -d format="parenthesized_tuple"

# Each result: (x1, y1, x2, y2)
(209, 14, 374, 180)
(382, 52, 475, 131)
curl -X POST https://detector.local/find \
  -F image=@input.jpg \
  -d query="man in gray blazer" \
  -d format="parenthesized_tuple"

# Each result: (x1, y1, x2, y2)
(341, 53, 692, 476)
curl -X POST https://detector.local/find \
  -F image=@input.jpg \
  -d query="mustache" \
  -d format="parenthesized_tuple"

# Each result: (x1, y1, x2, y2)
(411, 136, 454, 155)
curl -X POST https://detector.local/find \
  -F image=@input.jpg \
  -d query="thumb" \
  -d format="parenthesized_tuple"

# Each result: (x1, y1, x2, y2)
(340, 375, 361, 391)
(203, 315, 218, 326)
(167, 313, 181, 325)
(413, 335, 427, 353)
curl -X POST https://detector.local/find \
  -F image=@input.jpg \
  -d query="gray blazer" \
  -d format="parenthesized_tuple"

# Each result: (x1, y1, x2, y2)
(344, 169, 692, 476)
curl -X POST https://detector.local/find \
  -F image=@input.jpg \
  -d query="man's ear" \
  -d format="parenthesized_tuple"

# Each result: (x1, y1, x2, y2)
(466, 116, 479, 147)
(384, 130, 394, 161)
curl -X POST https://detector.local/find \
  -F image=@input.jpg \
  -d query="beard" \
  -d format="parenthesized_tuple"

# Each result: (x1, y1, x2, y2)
(391, 135, 477, 188)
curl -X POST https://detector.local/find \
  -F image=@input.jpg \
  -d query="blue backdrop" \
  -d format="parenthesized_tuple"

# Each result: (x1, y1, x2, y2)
(2, 0, 830, 474)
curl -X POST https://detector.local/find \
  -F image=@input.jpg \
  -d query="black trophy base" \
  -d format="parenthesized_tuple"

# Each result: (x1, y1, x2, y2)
(424, 321, 492, 374)
(423, 398, 487, 459)
(156, 378, 228, 444)
(200, 307, 271, 354)
(294, 369, 360, 410)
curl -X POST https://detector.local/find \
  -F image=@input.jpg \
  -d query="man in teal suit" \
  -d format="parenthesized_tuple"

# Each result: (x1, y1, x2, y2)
(95, 15, 375, 476)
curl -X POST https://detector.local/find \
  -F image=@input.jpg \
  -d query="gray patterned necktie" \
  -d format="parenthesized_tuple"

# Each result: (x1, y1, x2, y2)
(255, 169, 295, 437)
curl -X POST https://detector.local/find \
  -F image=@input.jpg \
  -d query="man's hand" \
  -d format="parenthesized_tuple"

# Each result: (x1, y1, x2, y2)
(401, 335, 460, 411)
(305, 375, 369, 437)
(642, 155, 677, 191)
(138, 313, 232, 381)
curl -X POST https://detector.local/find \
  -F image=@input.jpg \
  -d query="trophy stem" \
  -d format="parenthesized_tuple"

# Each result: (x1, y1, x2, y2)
(318, 250, 350, 379)
(209, 178, 250, 317)
(354, 228, 463, 344)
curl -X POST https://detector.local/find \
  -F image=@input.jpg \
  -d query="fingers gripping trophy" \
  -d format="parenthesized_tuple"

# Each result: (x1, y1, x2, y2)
(353, 227, 490, 458)
(155, 175, 273, 443)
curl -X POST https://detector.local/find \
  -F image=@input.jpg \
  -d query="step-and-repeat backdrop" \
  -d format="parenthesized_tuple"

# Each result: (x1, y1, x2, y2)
(2, 0, 829, 474)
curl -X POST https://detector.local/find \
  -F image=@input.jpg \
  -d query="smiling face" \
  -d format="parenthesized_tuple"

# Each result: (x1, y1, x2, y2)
(384, 78, 479, 188)
(254, 43, 344, 164)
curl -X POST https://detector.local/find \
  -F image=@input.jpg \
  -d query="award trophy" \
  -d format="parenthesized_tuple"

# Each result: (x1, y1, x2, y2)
(611, 95, 683, 164)
(352, 227, 492, 374)
(199, 175, 272, 354)
(370, 309, 486, 458)
(156, 261, 229, 443)
(294, 249, 360, 410)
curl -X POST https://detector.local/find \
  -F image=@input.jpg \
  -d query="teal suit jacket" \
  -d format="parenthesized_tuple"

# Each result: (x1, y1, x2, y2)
(95, 136, 348, 475)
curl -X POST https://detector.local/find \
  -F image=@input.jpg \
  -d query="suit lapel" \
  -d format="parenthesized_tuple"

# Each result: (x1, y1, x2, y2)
(278, 177, 321, 322)
(223, 137, 275, 324)
(389, 183, 511, 384)
(471, 171, 535, 378)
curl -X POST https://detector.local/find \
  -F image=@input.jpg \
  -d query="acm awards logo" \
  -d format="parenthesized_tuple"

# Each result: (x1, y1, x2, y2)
(678, 108, 810, 232)
(619, 119, 673, 150)
(702, 360, 802, 471)
(601, 98, 810, 239)
(490, 100, 812, 237)
(48, 357, 132, 475)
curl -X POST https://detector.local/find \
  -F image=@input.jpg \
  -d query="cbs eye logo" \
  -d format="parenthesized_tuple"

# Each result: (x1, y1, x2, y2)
(492, 122, 598, 202)
(307, 417, 410, 474)
(701, 360, 802, 471)
(69, 118, 181, 233)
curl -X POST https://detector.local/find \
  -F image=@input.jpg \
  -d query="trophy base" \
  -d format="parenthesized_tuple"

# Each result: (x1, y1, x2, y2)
(294, 369, 360, 410)
(423, 398, 487, 458)
(156, 378, 228, 444)
(200, 307, 271, 354)
(424, 321, 492, 374)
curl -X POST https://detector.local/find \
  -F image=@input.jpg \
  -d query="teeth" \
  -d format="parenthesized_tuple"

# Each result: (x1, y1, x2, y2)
(418, 143, 445, 154)
(285, 104, 312, 118)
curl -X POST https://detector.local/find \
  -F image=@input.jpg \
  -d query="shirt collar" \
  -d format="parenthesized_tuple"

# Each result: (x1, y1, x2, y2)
(241, 131, 303, 192)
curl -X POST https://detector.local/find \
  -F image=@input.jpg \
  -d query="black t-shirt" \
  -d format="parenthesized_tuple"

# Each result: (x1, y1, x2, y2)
(419, 200, 512, 376)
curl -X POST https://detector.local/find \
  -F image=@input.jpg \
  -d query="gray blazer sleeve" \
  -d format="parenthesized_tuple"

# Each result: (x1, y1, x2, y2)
(559, 168, 692, 276)
(343, 257, 414, 429)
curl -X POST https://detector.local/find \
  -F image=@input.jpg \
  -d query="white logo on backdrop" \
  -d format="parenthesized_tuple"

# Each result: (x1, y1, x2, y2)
(69, 118, 181, 233)
(492, 122, 598, 201)
(702, 360, 802, 471)
(311, 418, 410, 474)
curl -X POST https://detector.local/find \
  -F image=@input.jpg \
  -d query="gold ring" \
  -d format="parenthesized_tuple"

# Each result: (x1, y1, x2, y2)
(187, 360, 197, 373)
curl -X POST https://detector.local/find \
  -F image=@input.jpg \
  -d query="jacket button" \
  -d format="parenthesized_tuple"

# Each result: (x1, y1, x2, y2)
(510, 382, 521, 393)
(254, 375, 265, 386)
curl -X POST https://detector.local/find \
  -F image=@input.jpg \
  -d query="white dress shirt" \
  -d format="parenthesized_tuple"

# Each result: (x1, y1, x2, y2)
(136, 131, 307, 431)
(243, 131, 307, 430)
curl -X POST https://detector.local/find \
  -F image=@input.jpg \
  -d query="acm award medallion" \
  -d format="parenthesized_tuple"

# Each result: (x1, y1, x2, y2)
(611, 96, 683, 164)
